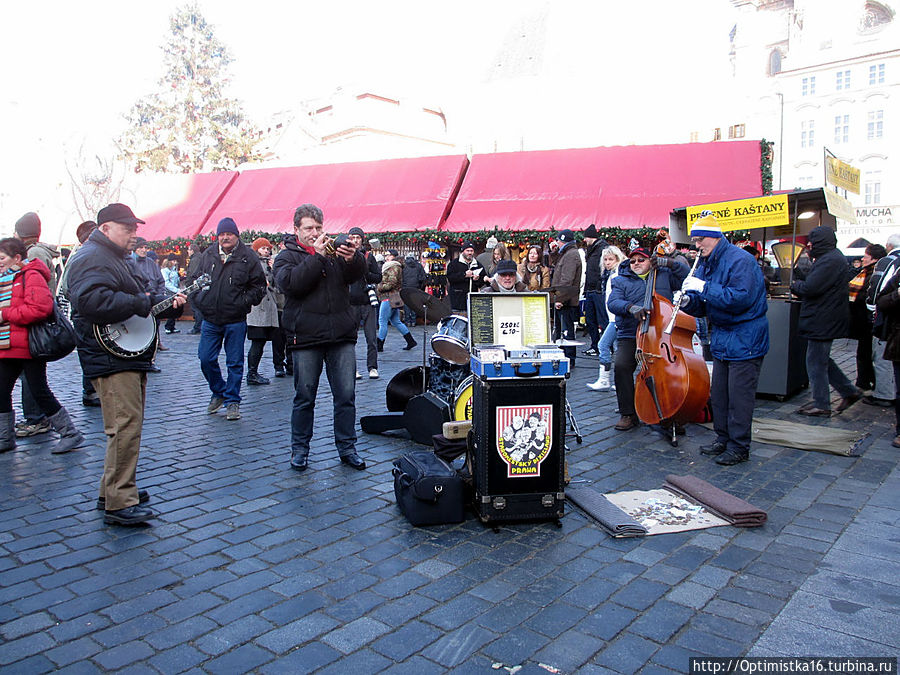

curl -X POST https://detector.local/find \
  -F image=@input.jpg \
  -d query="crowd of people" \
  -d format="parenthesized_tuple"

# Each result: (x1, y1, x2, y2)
(4, 203, 898, 526)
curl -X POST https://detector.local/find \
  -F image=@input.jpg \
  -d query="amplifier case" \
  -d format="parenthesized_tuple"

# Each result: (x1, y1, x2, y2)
(471, 377, 566, 523)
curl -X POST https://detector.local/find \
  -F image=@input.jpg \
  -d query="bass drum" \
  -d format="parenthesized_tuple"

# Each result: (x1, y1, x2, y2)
(385, 366, 430, 412)
(452, 375, 474, 422)
(431, 315, 470, 364)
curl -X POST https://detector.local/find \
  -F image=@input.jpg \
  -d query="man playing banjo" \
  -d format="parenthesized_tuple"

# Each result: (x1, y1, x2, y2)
(67, 203, 187, 526)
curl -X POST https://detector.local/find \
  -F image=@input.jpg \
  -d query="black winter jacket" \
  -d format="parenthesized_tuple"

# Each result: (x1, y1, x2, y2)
(66, 229, 175, 378)
(189, 241, 267, 325)
(791, 226, 851, 340)
(349, 251, 383, 306)
(583, 239, 606, 293)
(273, 235, 366, 348)
(402, 260, 427, 290)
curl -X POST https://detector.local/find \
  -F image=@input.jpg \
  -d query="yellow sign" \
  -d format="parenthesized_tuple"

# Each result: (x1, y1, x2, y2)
(824, 189, 858, 224)
(687, 194, 789, 233)
(825, 157, 860, 194)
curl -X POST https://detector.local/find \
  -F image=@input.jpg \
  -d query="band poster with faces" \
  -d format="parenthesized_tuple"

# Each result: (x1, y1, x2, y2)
(468, 293, 551, 350)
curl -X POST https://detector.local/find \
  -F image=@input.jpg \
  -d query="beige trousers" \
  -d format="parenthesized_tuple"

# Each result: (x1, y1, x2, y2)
(94, 371, 147, 511)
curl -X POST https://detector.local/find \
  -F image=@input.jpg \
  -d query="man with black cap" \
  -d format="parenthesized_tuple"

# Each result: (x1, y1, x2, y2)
(66, 203, 187, 525)
(347, 226, 382, 378)
(189, 217, 267, 421)
(608, 245, 689, 431)
(581, 224, 608, 356)
(273, 203, 368, 472)
(549, 230, 583, 364)
(481, 259, 526, 293)
(446, 241, 485, 313)
(679, 214, 769, 465)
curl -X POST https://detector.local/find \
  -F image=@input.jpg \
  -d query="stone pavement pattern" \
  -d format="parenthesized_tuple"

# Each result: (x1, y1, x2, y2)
(0, 328, 897, 673)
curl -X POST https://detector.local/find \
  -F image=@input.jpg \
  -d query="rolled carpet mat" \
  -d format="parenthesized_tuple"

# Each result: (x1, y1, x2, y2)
(663, 474, 767, 527)
(567, 487, 648, 537)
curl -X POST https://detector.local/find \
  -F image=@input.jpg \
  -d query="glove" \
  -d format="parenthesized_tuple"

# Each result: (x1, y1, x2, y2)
(678, 293, 690, 308)
(628, 305, 645, 319)
(652, 255, 671, 269)
(682, 277, 706, 294)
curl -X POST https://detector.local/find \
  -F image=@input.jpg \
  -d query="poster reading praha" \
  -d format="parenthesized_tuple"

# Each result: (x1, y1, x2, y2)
(496, 404, 553, 478)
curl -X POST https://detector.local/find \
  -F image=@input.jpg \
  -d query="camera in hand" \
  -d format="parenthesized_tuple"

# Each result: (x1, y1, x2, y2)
(367, 285, 379, 307)
(334, 233, 350, 249)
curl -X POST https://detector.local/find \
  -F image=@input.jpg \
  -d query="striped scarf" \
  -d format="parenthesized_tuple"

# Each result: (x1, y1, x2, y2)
(0, 266, 20, 350)
(848, 264, 872, 303)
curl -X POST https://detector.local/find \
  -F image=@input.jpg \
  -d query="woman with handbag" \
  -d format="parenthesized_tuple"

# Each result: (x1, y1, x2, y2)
(376, 250, 417, 352)
(0, 238, 84, 454)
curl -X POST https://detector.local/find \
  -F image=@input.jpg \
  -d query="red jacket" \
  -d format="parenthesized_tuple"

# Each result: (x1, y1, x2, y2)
(1, 258, 53, 360)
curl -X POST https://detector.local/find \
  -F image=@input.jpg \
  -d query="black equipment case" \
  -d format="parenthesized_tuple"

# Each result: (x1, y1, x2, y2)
(470, 377, 566, 523)
(393, 450, 466, 526)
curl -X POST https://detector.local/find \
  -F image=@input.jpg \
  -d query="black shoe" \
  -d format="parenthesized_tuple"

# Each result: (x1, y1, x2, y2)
(104, 504, 156, 525)
(148, 365, 162, 373)
(247, 372, 270, 385)
(715, 448, 749, 465)
(274, 369, 286, 378)
(290, 457, 308, 472)
(82, 395, 102, 408)
(861, 395, 894, 408)
(834, 390, 863, 413)
(700, 441, 727, 456)
(582, 347, 598, 356)
(164, 328, 181, 334)
(188, 329, 202, 335)
(340, 453, 366, 470)
(96, 489, 150, 510)
(796, 406, 832, 417)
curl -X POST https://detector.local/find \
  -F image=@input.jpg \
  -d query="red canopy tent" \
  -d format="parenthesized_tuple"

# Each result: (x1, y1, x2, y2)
(132, 171, 239, 241)
(202, 154, 470, 235)
(441, 141, 762, 232)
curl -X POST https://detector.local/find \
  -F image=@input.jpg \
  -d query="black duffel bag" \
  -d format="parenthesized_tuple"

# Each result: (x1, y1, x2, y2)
(392, 450, 466, 526)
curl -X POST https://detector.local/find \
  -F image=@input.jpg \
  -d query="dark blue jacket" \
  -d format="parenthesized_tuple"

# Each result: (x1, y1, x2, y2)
(682, 239, 769, 361)
(790, 226, 850, 340)
(608, 258, 689, 339)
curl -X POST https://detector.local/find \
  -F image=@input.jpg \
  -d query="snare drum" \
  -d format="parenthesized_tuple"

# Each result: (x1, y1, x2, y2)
(431, 314, 469, 364)
(452, 375, 474, 422)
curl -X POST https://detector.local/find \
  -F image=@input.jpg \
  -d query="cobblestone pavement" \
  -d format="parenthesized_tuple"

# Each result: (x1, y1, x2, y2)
(1, 327, 897, 673)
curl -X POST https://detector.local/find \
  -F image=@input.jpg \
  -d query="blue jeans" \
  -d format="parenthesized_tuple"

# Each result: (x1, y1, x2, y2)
(198, 320, 247, 405)
(597, 322, 617, 367)
(291, 342, 357, 460)
(583, 291, 608, 350)
(377, 300, 410, 341)
(805, 339, 856, 410)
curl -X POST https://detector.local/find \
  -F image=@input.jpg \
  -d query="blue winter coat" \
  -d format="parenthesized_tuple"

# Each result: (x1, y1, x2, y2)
(682, 239, 769, 361)
(608, 258, 689, 339)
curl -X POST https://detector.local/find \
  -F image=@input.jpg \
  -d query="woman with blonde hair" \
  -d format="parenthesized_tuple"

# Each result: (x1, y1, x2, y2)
(518, 246, 550, 291)
(588, 245, 627, 391)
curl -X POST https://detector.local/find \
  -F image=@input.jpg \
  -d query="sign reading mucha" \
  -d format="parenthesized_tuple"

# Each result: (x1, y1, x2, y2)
(496, 405, 553, 478)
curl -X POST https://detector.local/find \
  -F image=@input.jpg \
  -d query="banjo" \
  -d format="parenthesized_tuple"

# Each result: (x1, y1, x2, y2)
(94, 274, 211, 359)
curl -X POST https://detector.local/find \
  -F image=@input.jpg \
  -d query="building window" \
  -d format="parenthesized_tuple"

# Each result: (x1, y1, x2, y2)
(865, 182, 881, 205)
(834, 115, 849, 143)
(728, 124, 746, 139)
(802, 76, 816, 96)
(836, 69, 851, 90)
(689, 131, 699, 142)
(768, 49, 782, 75)
(867, 110, 884, 139)
(801, 120, 815, 148)
(869, 63, 885, 85)
(713, 128, 722, 141)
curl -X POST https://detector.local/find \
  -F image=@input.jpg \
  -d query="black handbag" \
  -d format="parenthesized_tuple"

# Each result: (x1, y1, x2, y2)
(28, 301, 77, 362)
(392, 450, 466, 526)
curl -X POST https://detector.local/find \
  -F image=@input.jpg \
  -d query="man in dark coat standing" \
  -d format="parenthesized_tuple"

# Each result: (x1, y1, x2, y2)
(791, 225, 862, 416)
(190, 217, 267, 422)
(347, 227, 382, 379)
(550, 230, 583, 364)
(581, 224, 608, 356)
(274, 204, 367, 472)
(67, 204, 186, 525)
(446, 241, 485, 313)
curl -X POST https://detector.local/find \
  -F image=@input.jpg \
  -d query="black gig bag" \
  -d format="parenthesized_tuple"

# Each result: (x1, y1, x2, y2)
(392, 450, 466, 526)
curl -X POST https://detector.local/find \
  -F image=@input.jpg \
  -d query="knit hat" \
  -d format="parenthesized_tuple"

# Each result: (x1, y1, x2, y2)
(583, 224, 599, 240)
(98, 203, 145, 227)
(629, 247, 652, 260)
(690, 214, 723, 238)
(134, 237, 148, 248)
(15, 212, 41, 239)
(495, 259, 517, 275)
(485, 235, 498, 250)
(387, 249, 400, 258)
(461, 241, 475, 252)
(252, 237, 272, 252)
(555, 229, 576, 244)
(348, 227, 365, 237)
(217, 217, 240, 236)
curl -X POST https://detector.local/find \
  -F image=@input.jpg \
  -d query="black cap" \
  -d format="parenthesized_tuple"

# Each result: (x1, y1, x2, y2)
(97, 203, 145, 227)
(583, 224, 599, 239)
(348, 227, 365, 237)
(134, 237, 148, 247)
(496, 259, 517, 275)
(555, 229, 576, 244)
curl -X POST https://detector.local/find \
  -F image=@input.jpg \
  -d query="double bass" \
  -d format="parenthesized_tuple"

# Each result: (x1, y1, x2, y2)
(633, 259, 710, 445)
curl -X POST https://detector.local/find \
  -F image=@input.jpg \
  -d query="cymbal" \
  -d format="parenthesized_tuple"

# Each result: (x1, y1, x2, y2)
(556, 339, 585, 346)
(400, 288, 451, 321)
(546, 285, 578, 295)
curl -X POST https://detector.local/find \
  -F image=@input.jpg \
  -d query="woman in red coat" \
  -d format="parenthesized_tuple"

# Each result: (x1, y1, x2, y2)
(0, 238, 83, 454)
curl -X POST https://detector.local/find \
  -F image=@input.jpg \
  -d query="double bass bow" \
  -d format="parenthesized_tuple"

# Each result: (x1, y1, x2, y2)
(633, 257, 711, 445)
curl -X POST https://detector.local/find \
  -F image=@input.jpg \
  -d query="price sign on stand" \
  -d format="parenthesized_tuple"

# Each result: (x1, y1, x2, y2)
(498, 316, 522, 347)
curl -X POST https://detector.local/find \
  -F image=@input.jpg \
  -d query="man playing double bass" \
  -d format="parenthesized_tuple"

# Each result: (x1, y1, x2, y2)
(679, 214, 769, 466)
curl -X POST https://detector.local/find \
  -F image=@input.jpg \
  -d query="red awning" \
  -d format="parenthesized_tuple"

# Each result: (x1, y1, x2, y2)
(134, 171, 239, 241)
(202, 155, 470, 235)
(441, 141, 762, 232)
